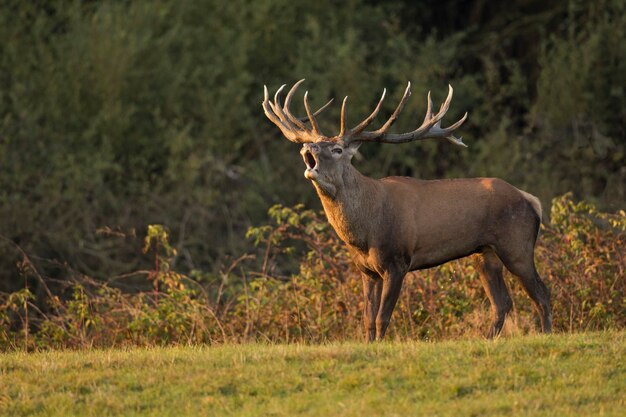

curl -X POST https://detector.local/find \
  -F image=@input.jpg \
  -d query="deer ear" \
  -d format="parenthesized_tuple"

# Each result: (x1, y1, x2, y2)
(346, 141, 361, 156)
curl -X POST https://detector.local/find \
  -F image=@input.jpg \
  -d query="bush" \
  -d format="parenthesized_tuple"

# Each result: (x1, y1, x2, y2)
(0, 194, 623, 350)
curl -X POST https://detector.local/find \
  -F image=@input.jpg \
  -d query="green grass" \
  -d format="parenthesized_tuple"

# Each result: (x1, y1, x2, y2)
(1, 332, 624, 416)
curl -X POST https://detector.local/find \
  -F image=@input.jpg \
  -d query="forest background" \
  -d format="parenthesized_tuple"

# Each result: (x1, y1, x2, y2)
(0, 0, 624, 347)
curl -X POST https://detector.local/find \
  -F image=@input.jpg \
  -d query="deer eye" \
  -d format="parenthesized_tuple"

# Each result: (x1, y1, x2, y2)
(332, 148, 343, 155)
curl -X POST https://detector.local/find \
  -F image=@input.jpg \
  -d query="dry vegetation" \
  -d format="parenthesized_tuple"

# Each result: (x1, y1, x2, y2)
(1, 193, 624, 350)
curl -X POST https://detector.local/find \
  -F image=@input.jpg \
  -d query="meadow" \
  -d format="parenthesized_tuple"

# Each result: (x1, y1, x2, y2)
(1, 331, 624, 416)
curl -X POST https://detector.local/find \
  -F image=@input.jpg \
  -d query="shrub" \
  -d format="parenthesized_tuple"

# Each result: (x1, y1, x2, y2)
(0, 194, 623, 350)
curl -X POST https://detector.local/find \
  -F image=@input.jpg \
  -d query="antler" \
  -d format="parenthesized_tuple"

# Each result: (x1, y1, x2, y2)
(348, 83, 468, 147)
(262, 80, 468, 146)
(262, 79, 333, 143)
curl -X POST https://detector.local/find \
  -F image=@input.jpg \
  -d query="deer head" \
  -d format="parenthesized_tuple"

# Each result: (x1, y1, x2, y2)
(262, 79, 468, 196)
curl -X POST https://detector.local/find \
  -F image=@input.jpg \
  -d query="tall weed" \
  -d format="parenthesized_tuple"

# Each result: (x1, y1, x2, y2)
(0, 194, 623, 349)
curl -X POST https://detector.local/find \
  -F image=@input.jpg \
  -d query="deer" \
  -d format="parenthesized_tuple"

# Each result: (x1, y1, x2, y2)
(262, 79, 552, 342)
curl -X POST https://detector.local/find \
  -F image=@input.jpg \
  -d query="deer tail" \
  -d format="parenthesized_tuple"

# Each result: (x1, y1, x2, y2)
(519, 190, 542, 222)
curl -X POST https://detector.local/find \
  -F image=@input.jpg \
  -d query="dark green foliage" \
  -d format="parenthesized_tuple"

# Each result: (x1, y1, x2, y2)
(0, 0, 624, 298)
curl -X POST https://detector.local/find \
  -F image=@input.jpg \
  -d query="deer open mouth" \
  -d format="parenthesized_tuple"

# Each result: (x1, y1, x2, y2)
(302, 150, 319, 180)
(303, 151, 317, 170)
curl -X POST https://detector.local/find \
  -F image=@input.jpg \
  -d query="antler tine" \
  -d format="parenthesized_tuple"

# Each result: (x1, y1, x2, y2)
(282, 79, 308, 129)
(369, 82, 412, 136)
(350, 89, 386, 135)
(271, 84, 292, 124)
(422, 91, 433, 125)
(339, 96, 348, 137)
(303, 91, 324, 135)
(283, 79, 304, 110)
(442, 111, 468, 133)
(430, 84, 454, 125)
(407, 90, 438, 136)
(262, 85, 275, 120)
(412, 84, 458, 134)
(284, 79, 334, 125)
(263, 86, 288, 128)
(297, 98, 334, 123)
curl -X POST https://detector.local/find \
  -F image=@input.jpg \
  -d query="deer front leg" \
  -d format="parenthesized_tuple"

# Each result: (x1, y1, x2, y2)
(361, 272, 382, 342)
(376, 270, 405, 341)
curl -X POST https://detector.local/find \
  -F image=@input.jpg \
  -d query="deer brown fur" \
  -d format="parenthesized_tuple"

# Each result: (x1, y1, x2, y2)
(262, 80, 552, 341)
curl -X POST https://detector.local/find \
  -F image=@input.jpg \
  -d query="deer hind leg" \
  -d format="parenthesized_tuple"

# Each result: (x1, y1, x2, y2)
(361, 271, 382, 343)
(497, 248, 552, 334)
(474, 249, 512, 338)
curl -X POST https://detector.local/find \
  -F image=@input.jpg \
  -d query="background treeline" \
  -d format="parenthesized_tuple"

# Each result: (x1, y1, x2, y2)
(0, 1, 624, 307)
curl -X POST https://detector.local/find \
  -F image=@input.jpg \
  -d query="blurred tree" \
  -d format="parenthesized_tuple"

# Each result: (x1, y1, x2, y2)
(0, 0, 623, 294)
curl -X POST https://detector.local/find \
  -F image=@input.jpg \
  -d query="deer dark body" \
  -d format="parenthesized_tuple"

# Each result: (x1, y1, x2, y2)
(263, 80, 552, 341)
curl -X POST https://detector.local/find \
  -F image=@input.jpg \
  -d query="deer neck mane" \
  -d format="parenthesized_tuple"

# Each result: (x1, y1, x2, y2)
(313, 164, 379, 251)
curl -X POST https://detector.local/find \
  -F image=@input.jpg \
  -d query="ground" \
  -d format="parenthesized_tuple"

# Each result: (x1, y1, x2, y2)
(1, 331, 624, 416)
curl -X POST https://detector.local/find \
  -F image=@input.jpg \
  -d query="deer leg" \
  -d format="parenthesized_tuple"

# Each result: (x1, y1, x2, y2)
(473, 250, 512, 338)
(498, 251, 552, 333)
(514, 266, 552, 333)
(361, 272, 382, 342)
(375, 270, 405, 341)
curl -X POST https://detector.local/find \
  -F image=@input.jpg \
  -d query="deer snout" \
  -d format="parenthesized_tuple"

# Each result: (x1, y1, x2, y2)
(301, 144, 319, 170)
(300, 144, 321, 180)
(301, 143, 320, 154)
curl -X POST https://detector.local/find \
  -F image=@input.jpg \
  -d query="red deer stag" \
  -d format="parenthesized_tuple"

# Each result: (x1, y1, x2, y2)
(262, 79, 552, 341)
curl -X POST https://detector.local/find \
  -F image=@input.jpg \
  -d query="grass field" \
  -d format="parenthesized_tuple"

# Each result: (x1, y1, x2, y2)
(0, 332, 624, 416)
